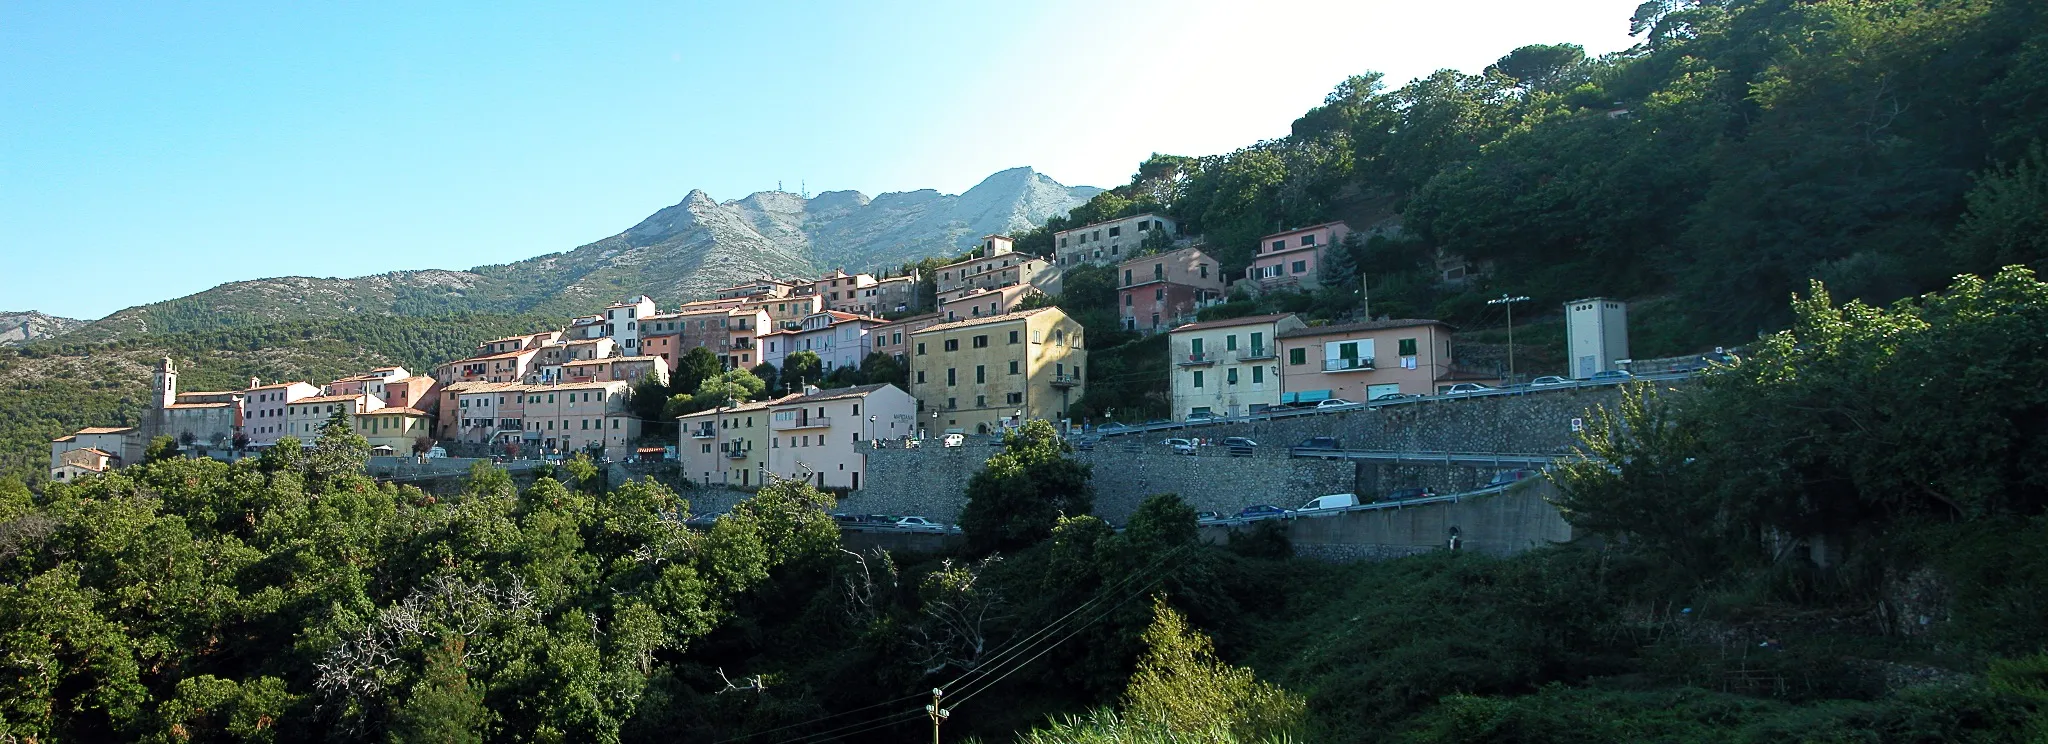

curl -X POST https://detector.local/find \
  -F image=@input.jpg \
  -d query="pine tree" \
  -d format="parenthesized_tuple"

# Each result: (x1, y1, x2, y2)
(388, 636, 487, 744)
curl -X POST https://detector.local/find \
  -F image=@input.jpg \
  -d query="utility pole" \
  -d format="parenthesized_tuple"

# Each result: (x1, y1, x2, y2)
(1360, 272, 1371, 320)
(1487, 294, 1531, 384)
(926, 688, 949, 744)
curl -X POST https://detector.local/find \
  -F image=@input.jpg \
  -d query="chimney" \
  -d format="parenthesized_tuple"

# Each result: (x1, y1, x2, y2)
(803, 384, 820, 396)
(249, 377, 260, 390)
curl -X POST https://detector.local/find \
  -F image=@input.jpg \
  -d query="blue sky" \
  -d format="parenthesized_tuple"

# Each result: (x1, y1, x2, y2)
(1, 1, 1643, 320)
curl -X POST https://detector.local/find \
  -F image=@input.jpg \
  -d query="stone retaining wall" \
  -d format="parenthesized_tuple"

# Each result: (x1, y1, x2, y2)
(1205, 480, 1577, 561)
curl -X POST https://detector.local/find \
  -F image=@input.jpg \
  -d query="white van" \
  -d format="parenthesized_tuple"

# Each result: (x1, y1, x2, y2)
(1299, 493, 1361, 512)
(942, 433, 964, 448)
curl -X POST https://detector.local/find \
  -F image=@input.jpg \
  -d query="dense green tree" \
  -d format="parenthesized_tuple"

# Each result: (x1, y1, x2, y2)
(674, 347, 722, 395)
(388, 637, 487, 744)
(1952, 143, 2048, 275)
(959, 420, 1095, 554)
(855, 351, 905, 388)
(143, 435, 179, 464)
(306, 409, 370, 484)
(780, 351, 822, 392)
(1488, 43, 1588, 91)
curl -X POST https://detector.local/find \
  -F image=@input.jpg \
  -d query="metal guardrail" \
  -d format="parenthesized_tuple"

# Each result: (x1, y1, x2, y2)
(1196, 479, 1539, 529)
(1287, 448, 1564, 466)
(1087, 371, 1696, 438)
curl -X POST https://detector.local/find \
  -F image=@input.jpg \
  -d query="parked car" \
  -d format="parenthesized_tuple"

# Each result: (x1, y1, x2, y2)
(1299, 493, 1361, 512)
(1162, 438, 1197, 455)
(1488, 469, 1542, 487)
(867, 514, 897, 525)
(685, 512, 721, 527)
(1071, 437, 1098, 452)
(1098, 422, 1131, 434)
(1259, 403, 1299, 415)
(1295, 436, 1342, 451)
(1186, 411, 1220, 423)
(831, 513, 860, 525)
(1370, 392, 1414, 402)
(894, 516, 945, 532)
(1223, 436, 1259, 448)
(1530, 376, 1571, 388)
(1445, 383, 1494, 395)
(1235, 504, 1292, 520)
(1382, 487, 1439, 502)
(1590, 369, 1636, 383)
(425, 446, 448, 459)
(1195, 511, 1223, 522)
(1314, 398, 1356, 409)
(942, 433, 965, 448)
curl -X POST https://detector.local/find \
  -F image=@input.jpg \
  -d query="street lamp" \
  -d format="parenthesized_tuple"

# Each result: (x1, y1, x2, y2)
(1487, 294, 1531, 385)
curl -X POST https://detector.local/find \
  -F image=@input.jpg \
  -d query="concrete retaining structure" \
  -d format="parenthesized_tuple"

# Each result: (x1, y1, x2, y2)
(1206, 480, 1576, 561)
(1109, 385, 1626, 455)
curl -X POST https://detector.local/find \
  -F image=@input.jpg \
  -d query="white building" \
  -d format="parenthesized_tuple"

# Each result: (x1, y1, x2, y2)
(765, 383, 917, 491)
(758, 311, 883, 375)
(285, 393, 384, 442)
(603, 295, 659, 355)
(1564, 298, 1630, 379)
(1053, 213, 1176, 267)
(244, 381, 323, 446)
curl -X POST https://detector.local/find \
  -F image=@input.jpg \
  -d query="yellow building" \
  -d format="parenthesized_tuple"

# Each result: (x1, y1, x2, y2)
(677, 394, 797, 489)
(355, 407, 435, 454)
(907, 307, 1086, 435)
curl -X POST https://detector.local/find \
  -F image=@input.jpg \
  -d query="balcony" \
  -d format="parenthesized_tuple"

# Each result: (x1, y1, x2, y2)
(1237, 347, 1276, 362)
(1323, 357, 1376, 372)
(689, 427, 716, 439)
(1177, 352, 1216, 367)
(1050, 374, 1080, 389)
(773, 416, 832, 431)
(725, 448, 749, 460)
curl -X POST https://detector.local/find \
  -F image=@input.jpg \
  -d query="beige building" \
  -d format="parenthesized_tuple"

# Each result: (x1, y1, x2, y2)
(519, 380, 640, 459)
(934, 236, 1062, 304)
(1276, 318, 1459, 403)
(765, 383, 917, 490)
(677, 393, 799, 489)
(814, 269, 879, 311)
(1167, 313, 1305, 420)
(1055, 213, 1176, 267)
(356, 408, 434, 454)
(448, 381, 530, 447)
(434, 346, 539, 385)
(286, 393, 384, 442)
(51, 426, 138, 474)
(938, 283, 1042, 322)
(908, 307, 1086, 435)
(854, 273, 923, 316)
(51, 447, 118, 483)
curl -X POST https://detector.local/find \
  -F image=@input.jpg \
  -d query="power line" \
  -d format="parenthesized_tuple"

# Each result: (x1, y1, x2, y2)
(949, 573, 1169, 710)
(768, 707, 926, 744)
(711, 693, 928, 744)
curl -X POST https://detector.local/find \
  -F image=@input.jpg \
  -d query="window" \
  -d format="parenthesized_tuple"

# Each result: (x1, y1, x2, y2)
(1153, 263, 1163, 280)
(1193, 370, 1204, 388)
(947, 397, 957, 409)
(1270, 239, 1285, 253)
(1008, 330, 1019, 344)
(976, 394, 986, 407)
(1190, 338, 1204, 357)
(1008, 360, 1019, 375)
(1292, 261, 1307, 274)
(1252, 366, 1264, 384)
(947, 368, 957, 386)
(1123, 269, 1132, 285)
(972, 335, 988, 348)
(1227, 368, 1239, 385)
(917, 342, 926, 355)
(1399, 338, 1418, 356)
(1226, 334, 1238, 351)
(944, 339, 960, 352)
(976, 365, 986, 384)
(1301, 234, 1317, 246)
(1154, 287, 1164, 301)
(1125, 294, 1134, 307)
(1006, 392, 1022, 404)
(1290, 348, 1307, 365)
(1199, 264, 1208, 279)
(1108, 226, 1121, 238)
(916, 370, 927, 384)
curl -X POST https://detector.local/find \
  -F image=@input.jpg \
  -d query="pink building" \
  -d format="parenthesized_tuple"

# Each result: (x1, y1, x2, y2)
(1245, 221, 1351, 292)
(1276, 318, 1469, 403)
(1118, 246, 1226, 333)
(814, 269, 879, 312)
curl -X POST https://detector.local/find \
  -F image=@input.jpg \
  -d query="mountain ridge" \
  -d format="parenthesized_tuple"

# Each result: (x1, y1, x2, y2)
(73, 167, 1099, 340)
(0, 311, 86, 346)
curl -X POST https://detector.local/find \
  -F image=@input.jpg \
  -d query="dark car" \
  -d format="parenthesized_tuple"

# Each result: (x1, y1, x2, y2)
(1223, 437, 1259, 457)
(1382, 487, 1438, 502)
(1295, 436, 1342, 450)
(831, 513, 860, 525)
(1235, 504, 1292, 520)
(1071, 437, 1098, 452)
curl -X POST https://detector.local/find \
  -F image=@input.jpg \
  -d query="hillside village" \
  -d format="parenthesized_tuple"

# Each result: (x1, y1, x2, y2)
(45, 215, 1650, 489)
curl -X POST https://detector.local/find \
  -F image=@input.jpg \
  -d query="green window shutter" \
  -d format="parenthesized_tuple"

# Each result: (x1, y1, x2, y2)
(1226, 334, 1237, 351)
(1193, 371, 1204, 388)
(1253, 366, 1264, 383)
(1289, 348, 1305, 365)
(1399, 338, 1418, 356)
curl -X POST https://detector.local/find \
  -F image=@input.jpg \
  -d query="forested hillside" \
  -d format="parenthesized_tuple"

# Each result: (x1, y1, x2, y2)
(1021, 0, 2047, 350)
(0, 312, 561, 485)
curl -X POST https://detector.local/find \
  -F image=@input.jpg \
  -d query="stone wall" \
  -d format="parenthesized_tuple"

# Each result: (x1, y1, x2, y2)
(1120, 385, 1628, 455)
(1207, 480, 1577, 561)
